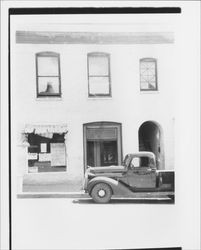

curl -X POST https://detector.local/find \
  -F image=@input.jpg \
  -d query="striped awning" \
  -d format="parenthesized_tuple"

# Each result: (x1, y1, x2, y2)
(24, 124, 68, 137)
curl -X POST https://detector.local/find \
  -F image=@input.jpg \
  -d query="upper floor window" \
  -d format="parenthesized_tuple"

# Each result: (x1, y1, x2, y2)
(140, 58, 158, 91)
(36, 52, 61, 97)
(87, 52, 111, 97)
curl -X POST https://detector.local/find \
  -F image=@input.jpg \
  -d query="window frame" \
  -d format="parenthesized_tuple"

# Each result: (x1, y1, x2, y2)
(87, 52, 111, 97)
(83, 122, 122, 171)
(140, 58, 158, 91)
(36, 51, 61, 98)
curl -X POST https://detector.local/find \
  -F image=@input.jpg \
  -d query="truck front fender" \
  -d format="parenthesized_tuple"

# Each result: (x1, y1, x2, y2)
(87, 176, 134, 196)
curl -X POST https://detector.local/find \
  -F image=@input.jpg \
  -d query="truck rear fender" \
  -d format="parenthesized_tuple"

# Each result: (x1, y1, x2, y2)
(157, 170, 175, 190)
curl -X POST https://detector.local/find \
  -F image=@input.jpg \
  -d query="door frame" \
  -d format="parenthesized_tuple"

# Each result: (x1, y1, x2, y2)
(83, 121, 123, 171)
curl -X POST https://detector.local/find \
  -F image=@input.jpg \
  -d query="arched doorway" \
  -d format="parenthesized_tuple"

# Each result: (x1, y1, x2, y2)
(138, 121, 164, 169)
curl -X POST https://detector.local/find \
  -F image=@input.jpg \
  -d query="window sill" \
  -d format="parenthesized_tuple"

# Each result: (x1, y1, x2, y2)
(139, 90, 160, 94)
(36, 97, 63, 101)
(87, 96, 112, 100)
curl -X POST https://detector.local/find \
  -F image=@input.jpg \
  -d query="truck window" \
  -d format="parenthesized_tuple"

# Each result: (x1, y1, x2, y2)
(131, 157, 140, 168)
(130, 156, 150, 169)
(140, 157, 149, 167)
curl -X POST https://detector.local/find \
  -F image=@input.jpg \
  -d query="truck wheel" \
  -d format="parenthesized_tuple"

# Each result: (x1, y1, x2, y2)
(91, 183, 112, 203)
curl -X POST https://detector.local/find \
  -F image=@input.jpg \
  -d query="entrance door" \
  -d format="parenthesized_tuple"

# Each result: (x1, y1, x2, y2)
(101, 141, 118, 166)
(87, 141, 118, 167)
(83, 122, 122, 169)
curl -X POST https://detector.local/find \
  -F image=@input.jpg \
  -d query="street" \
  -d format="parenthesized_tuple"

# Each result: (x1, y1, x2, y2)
(12, 196, 179, 250)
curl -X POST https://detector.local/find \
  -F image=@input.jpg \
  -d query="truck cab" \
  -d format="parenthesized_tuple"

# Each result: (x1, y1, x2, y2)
(123, 152, 157, 189)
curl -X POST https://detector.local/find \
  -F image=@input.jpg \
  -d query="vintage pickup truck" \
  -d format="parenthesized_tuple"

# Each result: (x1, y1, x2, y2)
(84, 152, 174, 203)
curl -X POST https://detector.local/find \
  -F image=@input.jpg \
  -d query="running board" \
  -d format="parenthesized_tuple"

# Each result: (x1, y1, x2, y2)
(113, 191, 174, 199)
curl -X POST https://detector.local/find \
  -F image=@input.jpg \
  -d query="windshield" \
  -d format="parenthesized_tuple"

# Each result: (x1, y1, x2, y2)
(123, 155, 131, 167)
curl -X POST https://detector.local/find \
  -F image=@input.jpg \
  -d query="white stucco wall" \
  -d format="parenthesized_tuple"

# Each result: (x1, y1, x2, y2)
(11, 17, 177, 192)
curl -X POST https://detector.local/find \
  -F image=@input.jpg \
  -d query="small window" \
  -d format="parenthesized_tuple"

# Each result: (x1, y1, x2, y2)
(36, 52, 61, 97)
(140, 58, 158, 91)
(87, 52, 111, 97)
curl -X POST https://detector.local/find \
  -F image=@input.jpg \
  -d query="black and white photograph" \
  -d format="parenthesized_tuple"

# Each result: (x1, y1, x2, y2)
(13, 9, 177, 199)
(0, 1, 200, 250)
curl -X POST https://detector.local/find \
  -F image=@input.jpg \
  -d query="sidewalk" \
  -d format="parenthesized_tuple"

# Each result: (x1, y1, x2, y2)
(17, 190, 174, 202)
(17, 190, 89, 199)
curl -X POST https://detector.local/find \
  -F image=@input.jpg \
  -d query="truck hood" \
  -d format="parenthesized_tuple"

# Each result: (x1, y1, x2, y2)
(88, 165, 126, 174)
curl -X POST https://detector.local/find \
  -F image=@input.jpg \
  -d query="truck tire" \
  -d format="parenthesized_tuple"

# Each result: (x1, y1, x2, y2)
(91, 183, 112, 203)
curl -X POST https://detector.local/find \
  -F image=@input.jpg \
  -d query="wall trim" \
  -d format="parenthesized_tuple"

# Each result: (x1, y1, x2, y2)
(16, 31, 174, 44)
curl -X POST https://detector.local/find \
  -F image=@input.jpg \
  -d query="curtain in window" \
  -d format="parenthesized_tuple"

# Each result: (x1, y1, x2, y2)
(36, 52, 61, 97)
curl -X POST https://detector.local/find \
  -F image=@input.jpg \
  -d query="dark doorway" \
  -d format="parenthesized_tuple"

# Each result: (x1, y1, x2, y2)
(83, 122, 122, 169)
(87, 141, 118, 167)
(138, 121, 164, 169)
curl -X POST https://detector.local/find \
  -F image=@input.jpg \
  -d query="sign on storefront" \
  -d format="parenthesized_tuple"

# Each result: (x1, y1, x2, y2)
(51, 143, 66, 166)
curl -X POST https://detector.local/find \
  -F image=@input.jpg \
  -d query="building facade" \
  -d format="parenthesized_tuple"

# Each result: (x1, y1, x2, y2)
(11, 16, 176, 193)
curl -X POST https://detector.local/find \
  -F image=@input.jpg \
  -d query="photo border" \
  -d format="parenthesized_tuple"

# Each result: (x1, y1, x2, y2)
(8, 5, 182, 250)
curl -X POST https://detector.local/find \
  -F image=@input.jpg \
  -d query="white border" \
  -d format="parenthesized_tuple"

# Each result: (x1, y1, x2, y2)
(1, 1, 200, 250)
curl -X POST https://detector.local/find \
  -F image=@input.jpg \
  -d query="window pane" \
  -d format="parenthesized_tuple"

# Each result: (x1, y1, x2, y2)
(140, 81, 156, 90)
(131, 157, 140, 168)
(88, 56, 109, 76)
(38, 77, 60, 95)
(51, 143, 66, 166)
(37, 56, 59, 76)
(89, 77, 110, 95)
(140, 60, 157, 90)
(40, 143, 47, 153)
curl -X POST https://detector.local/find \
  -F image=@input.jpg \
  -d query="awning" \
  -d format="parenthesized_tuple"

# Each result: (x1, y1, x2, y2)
(24, 124, 68, 138)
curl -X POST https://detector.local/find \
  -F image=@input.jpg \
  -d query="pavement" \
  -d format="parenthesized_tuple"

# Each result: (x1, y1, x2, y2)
(17, 190, 174, 204)
(18, 191, 88, 199)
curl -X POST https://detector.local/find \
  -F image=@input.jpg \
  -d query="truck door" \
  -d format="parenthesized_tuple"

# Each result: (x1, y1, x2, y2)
(127, 156, 156, 189)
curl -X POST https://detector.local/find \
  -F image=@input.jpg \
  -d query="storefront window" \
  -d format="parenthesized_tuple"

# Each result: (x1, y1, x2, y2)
(27, 133, 66, 173)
